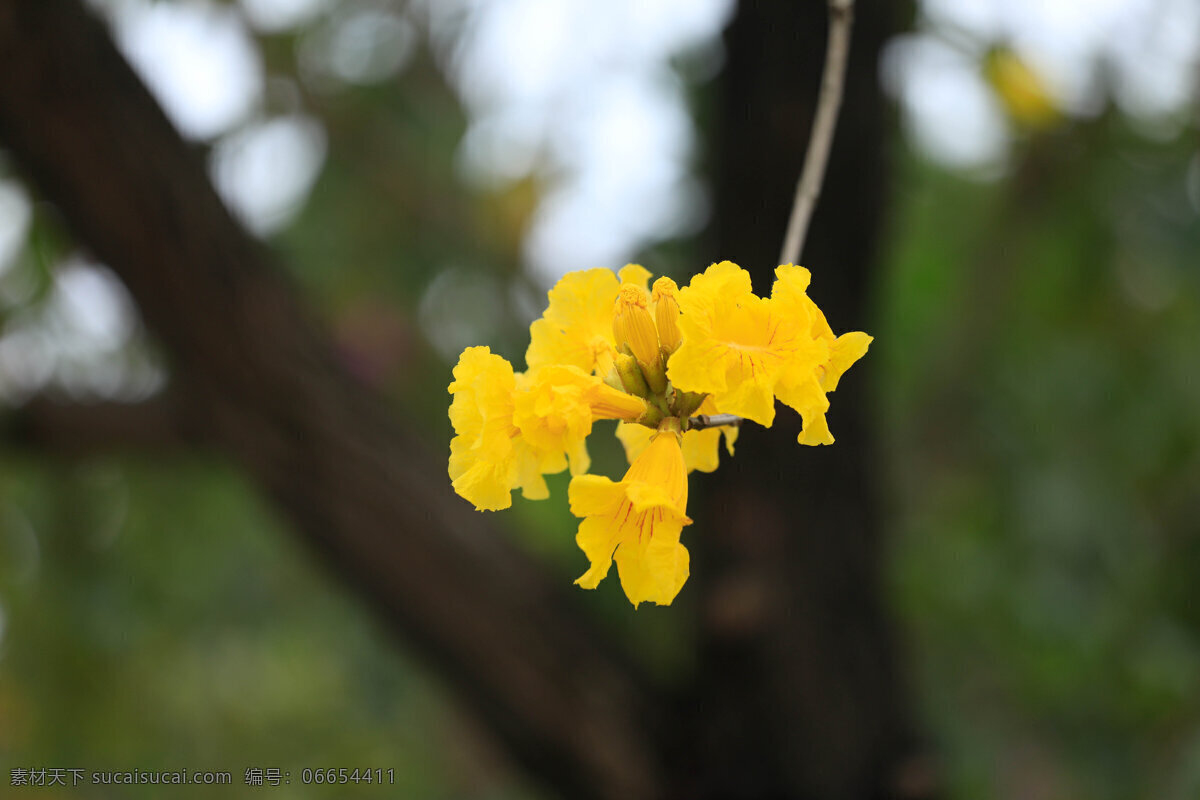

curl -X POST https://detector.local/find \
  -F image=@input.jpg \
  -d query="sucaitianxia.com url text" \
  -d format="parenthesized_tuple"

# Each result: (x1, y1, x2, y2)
(11, 768, 232, 787)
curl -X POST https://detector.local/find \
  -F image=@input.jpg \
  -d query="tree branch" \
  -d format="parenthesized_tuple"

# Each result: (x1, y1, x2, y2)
(0, 3, 665, 798)
(778, 0, 856, 266)
(688, 413, 743, 431)
(4, 393, 196, 455)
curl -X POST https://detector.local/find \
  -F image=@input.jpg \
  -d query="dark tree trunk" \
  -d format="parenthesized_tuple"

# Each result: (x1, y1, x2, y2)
(679, 3, 930, 798)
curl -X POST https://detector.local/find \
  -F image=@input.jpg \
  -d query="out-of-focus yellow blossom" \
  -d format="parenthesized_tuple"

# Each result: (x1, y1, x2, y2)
(569, 430, 691, 608)
(984, 47, 1060, 130)
(449, 259, 869, 606)
(616, 398, 736, 474)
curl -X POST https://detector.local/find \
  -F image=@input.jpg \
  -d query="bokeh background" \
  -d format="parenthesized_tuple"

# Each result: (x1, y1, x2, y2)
(1, 0, 1198, 797)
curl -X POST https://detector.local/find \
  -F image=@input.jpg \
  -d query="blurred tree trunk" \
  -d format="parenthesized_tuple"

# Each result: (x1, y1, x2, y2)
(680, 2, 929, 798)
(0, 3, 664, 799)
(0, 0, 931, 798)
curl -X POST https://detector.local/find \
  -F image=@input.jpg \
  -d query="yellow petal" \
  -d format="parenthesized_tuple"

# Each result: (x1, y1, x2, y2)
(511, 364, 641, 481)
(525, 317, 593, 374)
(448, 347, 522, 510)
(526, 269, 620, 375)
(589, 381, 647, 421)
(680, 427, 721, 472)
(624, 433, 688, 514)
(514, 444, 553, 499)
(614, 524, 689, 608)
(771, 263, 813, 300)
(777, 371, 834, 446)
(517, 470, 551, 500)
(569, 476, 627, 590)
(796, 411, 834, 446)
(679, 261, 753, 319)
(643, 538, 690, 605)
(448, 346, 515, 435)
(727, 370, 779, 426)
(451, 458, 515, 511)
(722, 422, 739, 456)
(513, 365, 592, 452)
(568, 474, 624, 517)
(618, 263, 652, 290)
(625, 482, 680, 514)
(665, 338, 730, 393)
(620, 416, 735, 475)
(768, 265, 871, 443)
(574, 514, 621, 589)
(823, 331, 872, 392)
(771, 264, 871, 443)
(615, 421, 654, 465)
(670, 265, 808, 427)
(568, 432, 692, 605)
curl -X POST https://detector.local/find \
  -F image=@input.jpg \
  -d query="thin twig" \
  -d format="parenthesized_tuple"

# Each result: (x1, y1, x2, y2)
(778, 0, 856, 266)
(688, 413, 743, 430)
(684, 3, 855, 439)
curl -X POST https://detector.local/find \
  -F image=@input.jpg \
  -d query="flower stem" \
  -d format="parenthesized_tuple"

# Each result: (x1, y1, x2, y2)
(778, 0, 855, 266)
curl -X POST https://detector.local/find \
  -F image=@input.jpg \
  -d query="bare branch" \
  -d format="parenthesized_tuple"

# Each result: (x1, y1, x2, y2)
(688, 413, 743, 431)
(779, 0, 856, 266)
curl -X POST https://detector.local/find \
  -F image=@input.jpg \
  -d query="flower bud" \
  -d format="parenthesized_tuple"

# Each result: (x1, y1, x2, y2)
(613, 284, 660, 369)
(588, 381, 648, 422)
(602, 366, 626, 393)
(614, 352, 651, 398)
(652, 277, 682, 354)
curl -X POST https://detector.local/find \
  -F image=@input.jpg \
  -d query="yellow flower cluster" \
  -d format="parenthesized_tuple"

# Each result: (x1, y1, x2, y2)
(448, 261, 871, 607)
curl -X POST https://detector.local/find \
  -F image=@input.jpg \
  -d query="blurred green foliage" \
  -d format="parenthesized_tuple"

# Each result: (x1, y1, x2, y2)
(0, 456, 532, 798)
(880, 115, 1200, 798)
